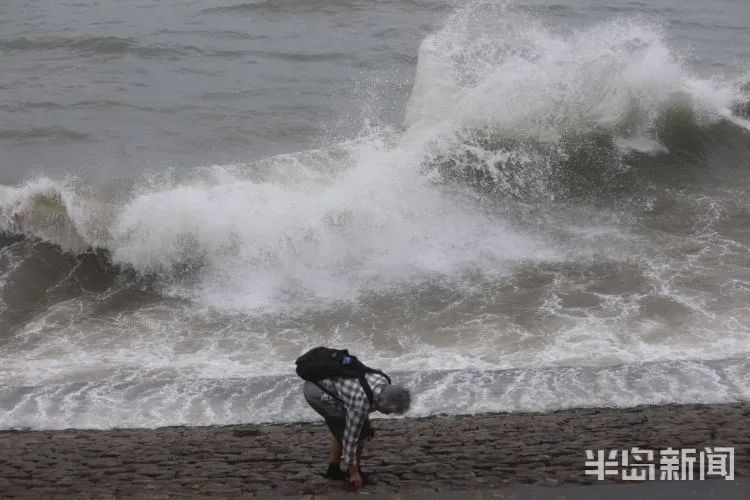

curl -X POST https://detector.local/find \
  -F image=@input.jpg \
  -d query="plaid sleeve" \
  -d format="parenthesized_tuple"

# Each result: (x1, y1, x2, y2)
(341, 396, 368, 467)
(335, 378, 371, 467)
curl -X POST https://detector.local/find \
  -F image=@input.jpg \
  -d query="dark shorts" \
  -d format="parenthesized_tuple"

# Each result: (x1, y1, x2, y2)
(303, 381, 370, 443)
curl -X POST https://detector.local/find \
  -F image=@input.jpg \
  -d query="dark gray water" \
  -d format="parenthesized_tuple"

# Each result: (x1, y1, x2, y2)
(1, 0, 750, 429)
(1, 0, 445, 183)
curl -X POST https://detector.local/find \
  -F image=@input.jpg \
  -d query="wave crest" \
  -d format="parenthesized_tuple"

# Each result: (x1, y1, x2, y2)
(399, 2, 750, 200)
(407, 4, 745, 140)
(3, 3, 750, 313)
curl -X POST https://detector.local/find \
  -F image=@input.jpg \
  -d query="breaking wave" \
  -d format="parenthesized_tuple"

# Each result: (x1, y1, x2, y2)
(2, 5, 749, 314)
(2, 1, 750, 429)
(406, 3, 750, 198)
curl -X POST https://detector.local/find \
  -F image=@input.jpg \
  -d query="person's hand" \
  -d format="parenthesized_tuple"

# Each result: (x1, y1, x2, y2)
(349, 468, 362, 491)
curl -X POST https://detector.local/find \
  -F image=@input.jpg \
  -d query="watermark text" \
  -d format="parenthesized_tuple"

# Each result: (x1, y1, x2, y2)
(585, 447, 734, 481)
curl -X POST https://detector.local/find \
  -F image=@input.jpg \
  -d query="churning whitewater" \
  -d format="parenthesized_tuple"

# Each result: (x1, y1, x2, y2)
(1, 1, 750, 429)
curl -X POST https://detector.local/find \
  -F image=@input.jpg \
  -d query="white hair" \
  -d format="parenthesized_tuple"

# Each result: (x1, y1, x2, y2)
(378, 385, 411, 414)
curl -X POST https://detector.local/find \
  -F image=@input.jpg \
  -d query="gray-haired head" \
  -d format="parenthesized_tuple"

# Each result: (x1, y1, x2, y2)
(376, 384, 411, 415)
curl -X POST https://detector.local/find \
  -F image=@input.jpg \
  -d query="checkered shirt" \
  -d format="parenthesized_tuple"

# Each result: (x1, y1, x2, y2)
(317, 372, 389, 467)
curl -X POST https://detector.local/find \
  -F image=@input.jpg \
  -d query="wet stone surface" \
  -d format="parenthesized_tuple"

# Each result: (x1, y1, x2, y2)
(0, 403, 748, 497)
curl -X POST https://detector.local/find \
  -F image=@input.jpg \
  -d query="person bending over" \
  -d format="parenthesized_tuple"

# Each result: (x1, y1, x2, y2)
(303, 372, 411, 490)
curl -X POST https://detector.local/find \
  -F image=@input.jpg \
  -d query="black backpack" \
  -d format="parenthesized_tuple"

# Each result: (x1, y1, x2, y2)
(295, 347, 391, 405)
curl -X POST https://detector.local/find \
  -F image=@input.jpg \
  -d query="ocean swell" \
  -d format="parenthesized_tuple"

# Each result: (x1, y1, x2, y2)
(2, 2, 750, 429)
(406, 3, 750, 199)
(2, 7, 750, 314)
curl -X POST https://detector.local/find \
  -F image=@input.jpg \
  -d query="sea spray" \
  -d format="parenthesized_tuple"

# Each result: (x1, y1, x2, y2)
(1, 0, 750, 429)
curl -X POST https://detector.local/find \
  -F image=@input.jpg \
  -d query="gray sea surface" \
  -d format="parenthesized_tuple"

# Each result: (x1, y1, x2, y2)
(1, 0, 750, 429)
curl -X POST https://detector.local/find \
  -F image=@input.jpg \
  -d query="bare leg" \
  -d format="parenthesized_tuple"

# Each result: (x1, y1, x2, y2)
(330, 437, 342, 465)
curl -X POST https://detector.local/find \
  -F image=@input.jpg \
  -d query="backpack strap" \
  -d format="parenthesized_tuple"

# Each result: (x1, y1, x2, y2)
(314, 368, 391, 407)
(366, 368, 391, 384)
(314, 382, 344, 404)
(358, 375, 375, 406)
(359, 370, 391, 406)
(317, 375, 385, 407)
(319, 377, 376, 406)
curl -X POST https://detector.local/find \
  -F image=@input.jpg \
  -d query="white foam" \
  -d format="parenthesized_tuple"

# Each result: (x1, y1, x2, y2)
(2, 1, 750, 429)
(404, 2, 746, 151)
(108, 132, 547, 313)
(2, 6, 747, 315)
(1, 359, 747, 430)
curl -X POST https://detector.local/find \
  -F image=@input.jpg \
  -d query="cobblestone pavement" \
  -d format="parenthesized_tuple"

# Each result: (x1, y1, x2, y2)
(1, 403, 748, 498)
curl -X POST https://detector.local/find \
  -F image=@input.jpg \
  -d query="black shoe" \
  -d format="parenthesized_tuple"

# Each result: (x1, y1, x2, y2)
(325, 464, 378, 485)
(324, 463, 347, 480)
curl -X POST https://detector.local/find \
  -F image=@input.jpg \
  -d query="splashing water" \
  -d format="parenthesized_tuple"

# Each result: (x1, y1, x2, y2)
(1, 0, 750, 429)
